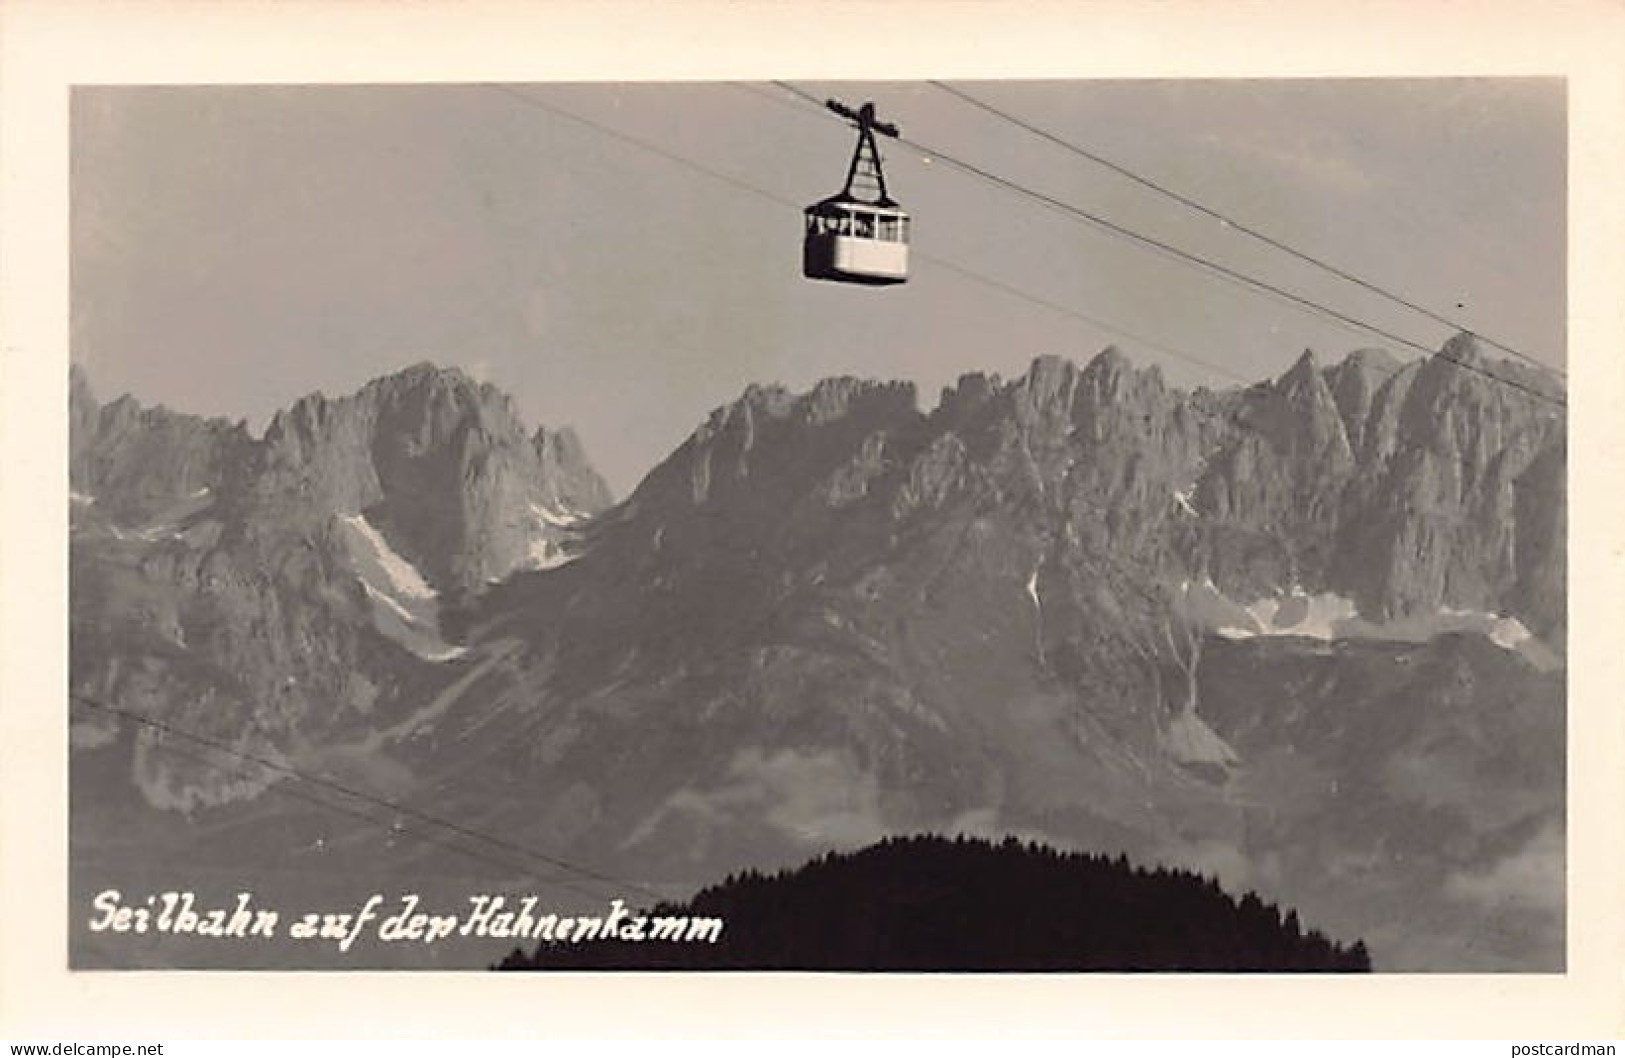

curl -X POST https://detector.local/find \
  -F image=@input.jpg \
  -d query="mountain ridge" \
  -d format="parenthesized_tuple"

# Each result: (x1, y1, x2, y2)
(69, 336, 1567, 971)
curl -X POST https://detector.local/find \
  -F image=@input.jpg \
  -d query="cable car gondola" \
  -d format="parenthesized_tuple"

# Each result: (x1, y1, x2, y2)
(803, 100, 909, 286)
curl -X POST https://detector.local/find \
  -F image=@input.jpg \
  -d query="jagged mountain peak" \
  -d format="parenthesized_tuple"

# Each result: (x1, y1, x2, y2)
(534, 424, 615, 510)
(1023, 352, 1081, 386)
(1076, 346, 1168, 408)
(1412, 332, 1505, 401)
(1267, 349, 1341, 426)
(70, 361, 96, 404)
(1206, 347, 1349, 471)
(1083, 345, 1132, 378)
(1005, 350, 1162, 432)
(1324, 347, 1403, 456)
(1278, 347, 1324, 391)
(1007, 355, 1083, 427)
(69, 366, 255, 522)
(1438, 331, 1487, 368)
(534, 423, 587, 460)
(803, 376, 918, 425)
(70, 364, 101, 473)
(935, 371, 1000, 424)
(1336, 346, 1403, 377)
(1402, 331, 1564, 425)
(75, 362, 613, 593)
(264, 360, 521, 441)
(393, 358, 462, 379)
(731, 381, 796, 417)
(644, 374, 922, 515)
(1412, 330, 1567, 409)
(366, 359, 507, 400)
(693, 375, 919, 438)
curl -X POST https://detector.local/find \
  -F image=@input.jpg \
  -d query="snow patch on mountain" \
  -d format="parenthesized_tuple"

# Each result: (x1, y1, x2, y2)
(1443, 607, 1532, 650)
(339, 514, 436, 600)
(526, 538, 575, 572)
(1176, 580, 1554, 663)
(1245, 590, 1360, 641)
(531, 502, 586, 528)
(1175, 577, 1259, 635)
(335, 514, 464, 661)
(525, 502, 588, 571)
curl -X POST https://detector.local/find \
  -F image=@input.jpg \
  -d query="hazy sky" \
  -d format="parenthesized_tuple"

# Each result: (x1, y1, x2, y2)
(71, 79, 1565, 495)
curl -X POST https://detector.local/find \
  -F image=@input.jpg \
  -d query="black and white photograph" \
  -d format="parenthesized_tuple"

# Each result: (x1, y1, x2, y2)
(5, 0, 1625, 1041)
(63, 75, 1568, 973)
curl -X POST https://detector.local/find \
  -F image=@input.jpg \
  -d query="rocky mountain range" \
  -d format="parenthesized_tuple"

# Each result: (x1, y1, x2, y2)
(68, 335, 1566, 971)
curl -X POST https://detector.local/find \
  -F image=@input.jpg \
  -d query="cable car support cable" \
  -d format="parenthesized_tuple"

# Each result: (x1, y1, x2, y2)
(142, 735, 615, 904)
(926, 79, 1562, 378)
(768, 80, 1565, 410)
(70, 690, 670, 905)
(494, 82, 1253, 385)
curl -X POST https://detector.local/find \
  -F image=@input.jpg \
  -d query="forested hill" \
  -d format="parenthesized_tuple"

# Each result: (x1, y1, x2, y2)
(496, 835, 1372, 971)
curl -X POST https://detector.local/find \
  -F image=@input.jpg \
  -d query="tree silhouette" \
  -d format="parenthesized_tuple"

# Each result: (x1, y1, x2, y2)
(496, 834, 1372, 972)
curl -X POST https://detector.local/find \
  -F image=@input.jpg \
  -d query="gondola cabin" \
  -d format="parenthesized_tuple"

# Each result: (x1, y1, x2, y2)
(803, 196, 910, 286)
(803, 99, 910, 287)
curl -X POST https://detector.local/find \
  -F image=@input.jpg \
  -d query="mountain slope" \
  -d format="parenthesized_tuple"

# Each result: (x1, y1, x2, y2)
(69, 336, 1565, 971)
(70, 363, 612, 814)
